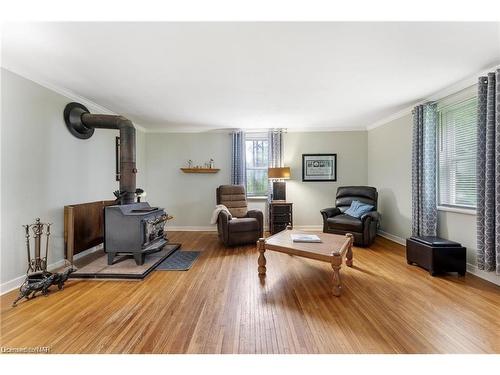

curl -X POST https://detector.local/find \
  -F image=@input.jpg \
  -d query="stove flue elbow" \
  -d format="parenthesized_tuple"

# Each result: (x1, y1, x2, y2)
(63, 102, 137, 205)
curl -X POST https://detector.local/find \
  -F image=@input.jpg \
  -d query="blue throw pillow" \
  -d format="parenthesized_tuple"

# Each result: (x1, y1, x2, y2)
(344, 200, 374, 218)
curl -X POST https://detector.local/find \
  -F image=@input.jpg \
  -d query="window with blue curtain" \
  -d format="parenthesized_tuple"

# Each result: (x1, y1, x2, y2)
(245, 132, 269, 197)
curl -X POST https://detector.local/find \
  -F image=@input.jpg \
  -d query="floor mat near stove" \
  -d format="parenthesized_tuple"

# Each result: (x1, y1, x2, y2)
(154, 250, 201, 271)
(70, 243, 181, 280)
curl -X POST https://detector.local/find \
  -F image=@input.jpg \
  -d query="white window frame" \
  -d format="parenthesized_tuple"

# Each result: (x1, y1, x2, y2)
(436, 89, 477, 214)
(245, 132, 269, 198)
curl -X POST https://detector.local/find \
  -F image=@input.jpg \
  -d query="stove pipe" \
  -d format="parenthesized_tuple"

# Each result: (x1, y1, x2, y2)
(63, 102, 136, 205)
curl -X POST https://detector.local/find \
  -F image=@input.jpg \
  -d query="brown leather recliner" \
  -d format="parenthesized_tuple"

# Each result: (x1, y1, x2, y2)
(216, 185, 264, 246)
(320, 186, 380, 247)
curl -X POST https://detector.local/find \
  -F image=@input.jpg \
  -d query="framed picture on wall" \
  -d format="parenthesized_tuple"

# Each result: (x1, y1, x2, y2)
(302, 154, 337, 182)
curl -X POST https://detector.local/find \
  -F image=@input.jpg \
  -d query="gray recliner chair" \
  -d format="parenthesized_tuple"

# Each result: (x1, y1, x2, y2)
(320, 186, 380, 247)
(216, 185, 264, 246)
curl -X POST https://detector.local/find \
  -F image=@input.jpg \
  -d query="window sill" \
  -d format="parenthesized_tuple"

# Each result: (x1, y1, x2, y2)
(247, 196, 268, 201)
(437, 206, 477, 215)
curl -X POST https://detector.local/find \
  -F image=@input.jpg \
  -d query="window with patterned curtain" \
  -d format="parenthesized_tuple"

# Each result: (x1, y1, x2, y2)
(242, 129, 284, 197)
(437, 97, 478, 210)
(245, 132, 269, 197)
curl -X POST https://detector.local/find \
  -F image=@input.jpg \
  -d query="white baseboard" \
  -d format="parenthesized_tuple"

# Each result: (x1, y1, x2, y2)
(377, 230, 500, 286)
(466, 263, 500, 286)
(1, 274, 30, 296)
(377, 230, 406, 246)
(293, 225, 323, 231)
(0, 245, 103, 296)
(167, 225, 323, 232)
(167, 225, 217, 232)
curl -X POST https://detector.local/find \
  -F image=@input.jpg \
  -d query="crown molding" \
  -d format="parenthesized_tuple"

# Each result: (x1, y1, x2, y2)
(365, 63, 500, 131)
(5, 62, 499, 135)
(1, 66, 148, 133)
(284, 126, 367, 133)
(142, 125, 368, 134)
(365, 107, 413, 130)
(140, 126, 226, 134)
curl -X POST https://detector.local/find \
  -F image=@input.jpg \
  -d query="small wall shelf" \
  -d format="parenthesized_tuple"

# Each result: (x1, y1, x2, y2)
(180, 168, 220, 174)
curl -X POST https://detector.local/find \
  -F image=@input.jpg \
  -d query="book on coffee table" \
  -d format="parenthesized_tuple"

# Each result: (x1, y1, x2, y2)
(291, 234, 322, 243)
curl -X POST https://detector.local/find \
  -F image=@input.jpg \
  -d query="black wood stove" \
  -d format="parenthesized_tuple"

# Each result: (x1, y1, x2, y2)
(104, 202, 168, 265)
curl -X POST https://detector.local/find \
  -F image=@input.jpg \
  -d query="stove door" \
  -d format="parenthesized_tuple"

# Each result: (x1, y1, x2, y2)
(142, 213, 167, 248)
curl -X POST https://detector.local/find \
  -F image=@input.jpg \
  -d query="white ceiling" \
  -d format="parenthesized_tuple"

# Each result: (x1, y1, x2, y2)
(2, 22, 500, 132)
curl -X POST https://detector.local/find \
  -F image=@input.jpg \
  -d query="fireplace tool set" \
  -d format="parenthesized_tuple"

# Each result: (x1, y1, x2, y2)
(12, 218, 74, 307)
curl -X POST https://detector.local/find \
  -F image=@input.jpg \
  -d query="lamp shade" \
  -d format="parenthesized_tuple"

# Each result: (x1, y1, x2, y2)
(268, 167, 291, 179)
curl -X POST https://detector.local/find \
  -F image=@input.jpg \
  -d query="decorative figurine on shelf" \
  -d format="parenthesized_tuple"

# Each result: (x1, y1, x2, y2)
(12, 218, 75, 307)
(209, 158, 215, 169)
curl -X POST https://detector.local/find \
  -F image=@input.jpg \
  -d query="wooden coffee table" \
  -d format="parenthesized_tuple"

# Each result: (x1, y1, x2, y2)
(257, 228, 354, 296)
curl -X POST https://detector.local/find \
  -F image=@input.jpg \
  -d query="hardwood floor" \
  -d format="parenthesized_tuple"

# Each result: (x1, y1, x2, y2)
(1, 232, 499, 353)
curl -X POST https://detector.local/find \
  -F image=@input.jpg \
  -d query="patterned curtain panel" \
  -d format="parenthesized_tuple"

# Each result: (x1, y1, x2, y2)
(411, 103, 438, 237)
(476, 69, 500, 274)
(268, 129, 284, 168)
(231, 130, 246, 186)
(268, 129, 284, 198)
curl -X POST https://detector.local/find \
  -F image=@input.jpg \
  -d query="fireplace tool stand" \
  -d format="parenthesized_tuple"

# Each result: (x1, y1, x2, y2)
(12, 218, 74, 307)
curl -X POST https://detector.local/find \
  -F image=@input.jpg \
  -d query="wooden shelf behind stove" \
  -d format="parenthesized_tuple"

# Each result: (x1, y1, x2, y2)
(180, 168, 220, 173)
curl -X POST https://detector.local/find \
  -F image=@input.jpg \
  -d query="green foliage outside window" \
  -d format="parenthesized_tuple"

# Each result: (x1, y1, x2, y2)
(246, 138, 268, 196)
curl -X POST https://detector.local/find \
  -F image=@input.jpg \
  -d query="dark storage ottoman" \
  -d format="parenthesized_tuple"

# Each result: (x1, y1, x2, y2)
(406, 236, 466, 276)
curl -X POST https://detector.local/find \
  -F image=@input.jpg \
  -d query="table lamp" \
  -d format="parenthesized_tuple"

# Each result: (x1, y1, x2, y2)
(268, 167, 291, 201)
